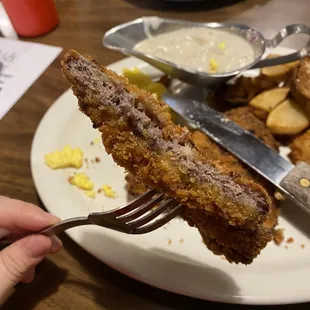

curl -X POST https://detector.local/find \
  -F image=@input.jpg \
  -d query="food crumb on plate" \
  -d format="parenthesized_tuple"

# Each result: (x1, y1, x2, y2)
(180, 238, 184, 244)
(168, 239, 172, 245)
(286, 237, 294, 244)
(95, 157, 101, 163)
(101, 185, 116, 198)
(273, 228, 285, 245)
(284, 245, 288, 249)
(301, 244, 305, 249)
(92, 137, 101, 145)
(85, 190, 96, 198)
(69, 173, 94, 190)
(44, 145, 83, 169)
(218, 41, 226, 50)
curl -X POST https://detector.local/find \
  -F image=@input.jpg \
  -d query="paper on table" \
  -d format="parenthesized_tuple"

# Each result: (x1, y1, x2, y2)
(0, 38, 62, 120)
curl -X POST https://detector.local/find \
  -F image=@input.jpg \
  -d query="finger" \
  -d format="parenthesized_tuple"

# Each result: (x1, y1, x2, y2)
(0, 234, 52, 300)
(0, 228, 10, 239)
(21, 267, 35, 283)
(0, 196, 59, 232)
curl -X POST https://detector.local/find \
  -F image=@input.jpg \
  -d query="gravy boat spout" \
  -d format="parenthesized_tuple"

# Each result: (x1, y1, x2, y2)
(103, 16, 310, 87)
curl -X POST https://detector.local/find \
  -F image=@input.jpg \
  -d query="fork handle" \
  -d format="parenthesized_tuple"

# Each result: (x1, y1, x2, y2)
(41, 216, 90, 236)
(0, 216, 90, 251)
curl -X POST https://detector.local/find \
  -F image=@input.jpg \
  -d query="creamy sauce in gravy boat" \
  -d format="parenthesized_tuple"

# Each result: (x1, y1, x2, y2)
(103, 17, 310, 87)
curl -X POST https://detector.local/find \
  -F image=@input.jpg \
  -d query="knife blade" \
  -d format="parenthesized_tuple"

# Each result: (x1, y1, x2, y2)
(162, 92, 310, 214)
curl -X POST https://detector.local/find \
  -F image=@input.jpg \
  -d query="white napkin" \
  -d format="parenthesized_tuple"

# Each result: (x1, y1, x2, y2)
(0, 38, 62, 120)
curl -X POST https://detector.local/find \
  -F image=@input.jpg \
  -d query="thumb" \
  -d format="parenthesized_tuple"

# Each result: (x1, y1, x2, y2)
(0, 234, 52, 300)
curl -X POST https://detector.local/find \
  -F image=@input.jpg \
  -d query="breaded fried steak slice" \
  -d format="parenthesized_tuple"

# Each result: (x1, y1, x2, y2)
(289, 129, 310, 165)
(61, 49, 273, 264)
(127, 106, 280, 228)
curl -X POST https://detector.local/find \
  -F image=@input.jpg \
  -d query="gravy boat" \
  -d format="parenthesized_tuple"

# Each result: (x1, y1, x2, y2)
(103, 16, 310, 87)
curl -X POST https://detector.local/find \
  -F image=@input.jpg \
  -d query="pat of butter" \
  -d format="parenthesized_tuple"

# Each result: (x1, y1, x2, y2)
(102, 185, 116, 198)
(123, 67, 152, 86)
(44, 146, 83, 169)
(122, 67, 167, 99)
(69, 173, 94, 190)
(85, 190, 96, 198)
(209, 58, 218, 73)
(143, 82, 167, 98)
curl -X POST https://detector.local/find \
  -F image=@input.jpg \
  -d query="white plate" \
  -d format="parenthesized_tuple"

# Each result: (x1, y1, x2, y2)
(31, 47, 310, 305)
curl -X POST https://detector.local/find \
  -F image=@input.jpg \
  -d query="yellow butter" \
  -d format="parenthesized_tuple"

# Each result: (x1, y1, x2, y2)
(218, 42, 226, 50)
(85, 190, 96, 198)
(44, 146, 83, 169)
(122, 67, 167, 99)
(123, 67, 152, 87)
(69, 173, 94, 190)
(102, 185, 116, 198)
(92, 137, 101, 145)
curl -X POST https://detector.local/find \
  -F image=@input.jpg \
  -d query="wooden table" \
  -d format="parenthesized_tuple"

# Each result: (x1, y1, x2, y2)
(1, 0, 309, 308)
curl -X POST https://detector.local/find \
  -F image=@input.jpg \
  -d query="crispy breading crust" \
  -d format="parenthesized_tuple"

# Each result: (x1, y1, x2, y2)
(61, 50, 273, 264)
(125, 173, 147, 197)
(289, 129, 310, 165)
(189, 129, 279, 230)
(225, 106, 279, 151)
(291, 56, 310, 117)
(127, 106, 280, 229)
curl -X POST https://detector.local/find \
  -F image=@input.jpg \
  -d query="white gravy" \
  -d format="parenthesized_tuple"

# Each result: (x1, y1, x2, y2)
(134, 27, 255, 74)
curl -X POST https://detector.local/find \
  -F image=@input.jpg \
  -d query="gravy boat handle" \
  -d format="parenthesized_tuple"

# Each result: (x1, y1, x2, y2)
(253, 24, 310, 69)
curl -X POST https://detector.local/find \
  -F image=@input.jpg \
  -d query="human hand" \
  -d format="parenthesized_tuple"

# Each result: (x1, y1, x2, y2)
(0, 196, 62, 302)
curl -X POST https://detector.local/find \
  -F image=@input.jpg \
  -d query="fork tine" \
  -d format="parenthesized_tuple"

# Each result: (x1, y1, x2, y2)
(88, 189, 183, 235)
(104, 189, 157, 217)
(127, 197, 176, 229)
(131, 203, 183, 234)
(118, 193, 165, 222)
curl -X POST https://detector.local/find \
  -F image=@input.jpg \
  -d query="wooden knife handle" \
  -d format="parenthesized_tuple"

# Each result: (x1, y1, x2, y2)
(280, 162, 310, 208)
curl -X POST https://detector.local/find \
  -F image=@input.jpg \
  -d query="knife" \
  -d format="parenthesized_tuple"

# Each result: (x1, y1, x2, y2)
(162, 92, 310, 214)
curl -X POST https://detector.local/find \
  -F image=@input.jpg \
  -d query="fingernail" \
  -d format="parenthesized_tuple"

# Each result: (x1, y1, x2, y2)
(50, 236, 62, 253)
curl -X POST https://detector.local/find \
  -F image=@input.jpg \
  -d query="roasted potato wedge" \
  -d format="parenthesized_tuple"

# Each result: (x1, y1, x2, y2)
(266, 98, 310, 135)
(261, 65, 292, 82)
(261, 54, 298, 82)
(249, 87, 290, 112)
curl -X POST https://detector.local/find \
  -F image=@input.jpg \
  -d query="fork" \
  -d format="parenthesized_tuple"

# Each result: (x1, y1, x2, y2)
(0, 189, 183, 250)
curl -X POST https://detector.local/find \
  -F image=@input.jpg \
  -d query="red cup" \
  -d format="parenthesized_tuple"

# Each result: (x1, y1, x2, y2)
(1, 0, 59, 37)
